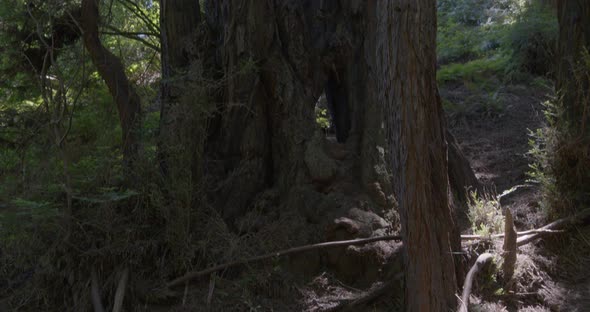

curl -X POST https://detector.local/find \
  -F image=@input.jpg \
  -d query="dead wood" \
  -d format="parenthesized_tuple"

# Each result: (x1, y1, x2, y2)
(517, 208, 590, 246)
(166, 208, 590, 289)
(166, 235, 402, 288)
(502, 209, 517, 284)
(458, 253, 494, 312)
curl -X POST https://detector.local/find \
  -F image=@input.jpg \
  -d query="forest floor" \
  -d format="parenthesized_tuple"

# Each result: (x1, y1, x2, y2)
(445, 80, 590, 312)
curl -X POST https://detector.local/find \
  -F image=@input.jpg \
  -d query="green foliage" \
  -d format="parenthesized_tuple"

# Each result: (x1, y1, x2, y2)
(504, 2, 557, 76)
(315, 107, 330, 129)
(437, 54, 510, 84)
(528, 53, 590, 217)
(468, 191, 505, 236)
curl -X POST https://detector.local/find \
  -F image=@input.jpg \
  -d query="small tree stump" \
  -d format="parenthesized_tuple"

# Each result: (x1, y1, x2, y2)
(502, 208, 517, 285)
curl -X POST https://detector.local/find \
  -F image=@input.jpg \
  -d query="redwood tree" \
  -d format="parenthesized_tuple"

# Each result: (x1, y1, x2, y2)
(80, 0, 142, 172)
(160, 1, 464, 309)
(553, 0, 590, 213)
(376, 1, 458, 310)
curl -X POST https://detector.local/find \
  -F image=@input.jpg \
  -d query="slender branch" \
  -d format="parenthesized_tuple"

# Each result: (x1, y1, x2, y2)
(102, 28, 159, 37)
(166, 235, 402, 288)
(517, 208, 590, 246)
(461, 229, 565, 240)
(102, 25, 160, 52)
(117, 0, 160, 35)
(166, 208, 590, 289)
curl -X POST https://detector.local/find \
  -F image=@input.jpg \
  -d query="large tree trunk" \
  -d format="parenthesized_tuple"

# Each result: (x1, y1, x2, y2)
(196, 0, 397, 225)
(160, 1, 470, 306)
(80, 0, 142, 173)
(557, 1, 590, 133)
(554, 0, 590, 212)
(157, 0, 204, 263)
(377, 1, 458, 310)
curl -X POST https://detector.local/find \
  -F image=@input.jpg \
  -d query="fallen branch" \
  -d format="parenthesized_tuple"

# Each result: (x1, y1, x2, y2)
(458, 253, 494, 312)
(167, 208, 590, 288)
(461, 229, 564, 241)
(166, 235, 402, 288)
(517, 208, 590, 246)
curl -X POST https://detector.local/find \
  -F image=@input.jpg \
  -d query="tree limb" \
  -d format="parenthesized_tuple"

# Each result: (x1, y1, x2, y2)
(102, 25, 160, 52)
(517, 208, 590, 246)
(166, 208, 590, 289)
(166, 235, 402, 288)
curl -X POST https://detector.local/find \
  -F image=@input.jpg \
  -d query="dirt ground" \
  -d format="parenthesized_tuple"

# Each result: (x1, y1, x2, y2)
(447, 81, 590, 312)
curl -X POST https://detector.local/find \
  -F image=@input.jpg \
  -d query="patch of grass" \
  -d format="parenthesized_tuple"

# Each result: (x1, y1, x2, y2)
(437, 54, 510, 85)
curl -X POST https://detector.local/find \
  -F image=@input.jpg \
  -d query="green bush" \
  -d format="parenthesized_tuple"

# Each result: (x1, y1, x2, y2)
(505, 2, 558, 76)
(437, 54, 509, 84)
(468, 191, 505, 236)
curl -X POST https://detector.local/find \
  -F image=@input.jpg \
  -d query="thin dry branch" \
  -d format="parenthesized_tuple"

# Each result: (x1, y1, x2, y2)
(458, 253, 494, 312)
(517, 208, 590, 246)
(166, 235, 402, 288)
(166, 208, 590, 289)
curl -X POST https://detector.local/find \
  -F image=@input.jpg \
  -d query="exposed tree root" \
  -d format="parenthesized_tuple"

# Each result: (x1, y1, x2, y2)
(459, 253, 494, 312)
(323, 273, 403, 312)
(516, 208, 590, 246)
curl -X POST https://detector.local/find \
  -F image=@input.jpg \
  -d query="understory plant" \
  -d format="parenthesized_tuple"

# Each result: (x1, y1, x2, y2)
(468, 190, 505, 236)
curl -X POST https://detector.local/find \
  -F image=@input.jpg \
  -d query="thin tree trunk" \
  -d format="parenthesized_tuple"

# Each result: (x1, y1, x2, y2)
(377, 1, 458, 310)
(80, 0, 142, 174)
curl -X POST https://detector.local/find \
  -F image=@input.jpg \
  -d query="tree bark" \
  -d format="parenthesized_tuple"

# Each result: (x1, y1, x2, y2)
(80, 0, 142, 172)
(157, 0, 204, 263)
(554, 0, 590, 212)
(160, 3, 468, 309)
(377, 1, 458, 310)
(557, 0, 590, 134)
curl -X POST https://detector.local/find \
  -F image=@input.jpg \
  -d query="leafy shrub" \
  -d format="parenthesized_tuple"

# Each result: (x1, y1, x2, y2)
(437, 54, 509, 84)
(438, 0, 515, 27)
(468, 191, 505, 236)
(505, 2, 558, 76)
(528, 52, 590, 217)
(437, 17, 480, 64)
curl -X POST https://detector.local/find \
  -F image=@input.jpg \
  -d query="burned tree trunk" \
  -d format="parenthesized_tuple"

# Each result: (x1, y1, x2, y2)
(160, 2, 472, 305)
(196, 0, 398, 226)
